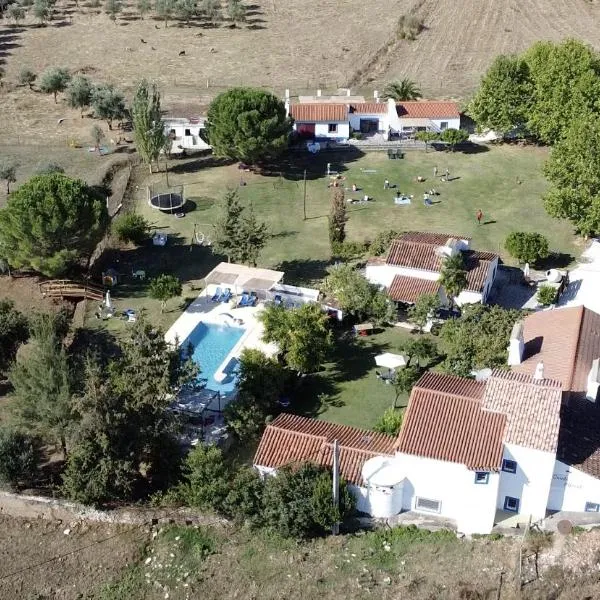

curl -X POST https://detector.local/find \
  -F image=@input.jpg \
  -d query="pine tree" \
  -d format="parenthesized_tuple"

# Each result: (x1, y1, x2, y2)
(328, 187, 346, 249)
(240, 208, 269, 267)
(212, 191, 245, 263)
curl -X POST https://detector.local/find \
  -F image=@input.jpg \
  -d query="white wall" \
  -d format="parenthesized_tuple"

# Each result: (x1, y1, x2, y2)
(431, 118, 461, 131)
(394, 453, 500, 534)
(496, 444, 555, 522)
(164, 121, 211, 152)
(348, 114, 386, 132)
(548, 461, 600, 513)
(455, 290, 483, 306)
(314, 122, 350, 139)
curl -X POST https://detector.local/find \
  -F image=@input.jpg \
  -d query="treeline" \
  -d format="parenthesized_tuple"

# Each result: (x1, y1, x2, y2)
(469, 39, 600, 236)
(3, 0, 249, 27)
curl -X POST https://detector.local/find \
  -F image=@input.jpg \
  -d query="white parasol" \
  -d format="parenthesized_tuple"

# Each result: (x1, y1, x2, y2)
(105, 290, 112, 309)
(374, 352, 407, 370)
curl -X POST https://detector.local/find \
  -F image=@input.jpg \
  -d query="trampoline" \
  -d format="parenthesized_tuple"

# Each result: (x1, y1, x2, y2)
(149, 192, 185, 212)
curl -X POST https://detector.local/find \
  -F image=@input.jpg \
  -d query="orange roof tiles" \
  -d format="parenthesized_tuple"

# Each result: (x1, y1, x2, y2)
(350, 103, 388, 114)
(397, 101, 460, 119)
(388, 275, 440, 304)
(482, 370, 563, 453)
(413, 371, 485, 400)
(400, 231, 471, 244)
(289, 103, 348, 122)
(253, 413, 396, 485)
(396, 385, 507, 471)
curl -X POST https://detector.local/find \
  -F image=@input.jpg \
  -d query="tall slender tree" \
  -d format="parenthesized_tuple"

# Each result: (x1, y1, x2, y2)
(328, 187, 346, 249)
(132, 79, 166, 174)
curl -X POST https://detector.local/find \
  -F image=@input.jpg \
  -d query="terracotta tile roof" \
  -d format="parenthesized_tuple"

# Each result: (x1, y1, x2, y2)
(385, 233, 497, 293)
(289, 103, 348, 122)
(397, 101, 460, 119)
(400, 231, 472, 244)
(396, 385, 507, 471)
(513, 306, 600, 396)
(350, 103, 388, 114)
(482, 370, 563, 453)
(253, 413, 396, 484)
(388, 275, 439, 303)
(413, 371, 485, 400)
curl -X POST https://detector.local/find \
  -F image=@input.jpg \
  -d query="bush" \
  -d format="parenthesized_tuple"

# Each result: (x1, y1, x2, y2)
(112, 213, 150, 245)
(18, 68, 36, 89)
(504, 231, 549, 265)
(223, 466, 265, 526)
(373, 407, 403, 436)
(33, 162, 65, 176)
(0, 428, 40, 490)
(331, 240, 368, 260)
(537, 284, 557, 306)
(369, 229, 399, 256)
(397, 14, 424, 40)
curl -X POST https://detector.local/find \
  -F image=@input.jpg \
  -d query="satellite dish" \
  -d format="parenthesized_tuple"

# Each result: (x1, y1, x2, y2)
(557, 519, 573, 535)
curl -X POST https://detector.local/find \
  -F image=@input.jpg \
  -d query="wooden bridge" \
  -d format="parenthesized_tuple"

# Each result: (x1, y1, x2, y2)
(39, 279, 104, 302)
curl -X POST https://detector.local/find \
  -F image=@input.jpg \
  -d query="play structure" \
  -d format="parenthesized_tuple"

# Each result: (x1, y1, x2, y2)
(39, 279, 104, 302)
(147, 184, 185, 212)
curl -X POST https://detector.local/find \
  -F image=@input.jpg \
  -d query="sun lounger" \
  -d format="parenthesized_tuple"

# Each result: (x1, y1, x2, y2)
(211, 287, 222, 302)
(249, 291, 258, 306)
(274, 294, 283, 306)
(219, 288, 232, 303)
(238, 291, 251, 307)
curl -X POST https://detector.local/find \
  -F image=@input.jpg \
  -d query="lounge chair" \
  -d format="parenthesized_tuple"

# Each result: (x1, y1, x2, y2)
(219, 288, 232, 303)
(274, 294, 283, 306)
(211, 287, 222, 302)
(249, 291, 258, 306)
(238, 291, 251, 307)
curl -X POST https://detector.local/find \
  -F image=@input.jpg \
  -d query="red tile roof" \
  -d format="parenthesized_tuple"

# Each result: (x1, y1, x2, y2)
(513, 306, 600, 396)
(397, 101, 460, 119)
(413, 371, 485, 400)
(350, 103, 388, 114)
(289, 103, 348, 122)
(253, 413, 396, 485)
(400, 231, 472, 244)
(482, 370, 563, 453)
(385, 233, 497, 293)
(387, 275, 440, 304)
(396, 382, 507, 471)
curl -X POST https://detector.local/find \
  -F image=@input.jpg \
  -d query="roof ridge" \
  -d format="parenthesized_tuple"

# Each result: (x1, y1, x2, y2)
(566, 305, 587, 393)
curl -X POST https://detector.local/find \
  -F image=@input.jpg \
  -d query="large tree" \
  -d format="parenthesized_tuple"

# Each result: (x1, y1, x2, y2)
(439, 304, 522, 377)
(382, 78, 422, 101)
(438, 253, 468, 307)
(0, 300, 28, 378)
(468, 54, 532, 135)
(407, 293, 440, 332)
(504, 231, 549, 265)
(0, 173, 107, 276)
(212, 191, 269, 265)
(260, 303, 332, 374)
(324, 263, 395, 325)
(66, 75, 92, 117)
(543, 114, 600, 236)
(132, 79, 166, 173)
(206, 88, 292, 163)
(524, 39, 600, 144)
(10, 313, 73, 457)
(39, 67, 71, 103)
(91, 83, 127, 130)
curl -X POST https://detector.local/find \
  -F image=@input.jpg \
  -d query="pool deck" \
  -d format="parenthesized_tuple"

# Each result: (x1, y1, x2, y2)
(164, 286, 278, 365)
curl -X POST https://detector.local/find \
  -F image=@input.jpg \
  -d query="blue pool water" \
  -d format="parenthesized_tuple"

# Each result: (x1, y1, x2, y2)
(183, 322, 245, 392)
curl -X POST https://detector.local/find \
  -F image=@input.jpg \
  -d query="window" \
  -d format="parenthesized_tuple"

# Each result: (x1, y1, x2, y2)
(440, 121, 448, 130)
(415, 497, 441, 513)
(328, 123, 338, 133)
(474, 471, 489, 485)
(502, 459, 517, 474)
(585, 502, 600, 512)
(169, 129, 176, 136)
(184, 128, 191, 136)
(504, 496, 520, 513)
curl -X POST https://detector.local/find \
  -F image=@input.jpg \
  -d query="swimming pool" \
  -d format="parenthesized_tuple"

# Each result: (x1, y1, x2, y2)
(183, 322, 245, 393)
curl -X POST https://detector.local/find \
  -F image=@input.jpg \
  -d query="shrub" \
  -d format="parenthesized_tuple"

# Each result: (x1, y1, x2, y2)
(537, 284, 557, 306)
(331, 240, 368, 260)
(33, 162, 65, 176)
(505, 231, 550, 265)
(223, 466, 265, 526)
(369, 229, 399, 256)
(373, 407, 403, 436)
(148, 274, 182, 313)
(112, 213, 150, 245)
(18, 68, 36, 89)
(0, 428, 40, 490)
(397, 14, 424, 40)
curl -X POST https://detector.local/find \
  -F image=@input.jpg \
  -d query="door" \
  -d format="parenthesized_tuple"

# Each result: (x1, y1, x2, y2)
(297, 123, 315, 138)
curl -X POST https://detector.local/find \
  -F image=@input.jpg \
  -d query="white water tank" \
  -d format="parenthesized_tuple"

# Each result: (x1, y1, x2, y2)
(361, 456, 404, 518)
(546, 269, 562, 283)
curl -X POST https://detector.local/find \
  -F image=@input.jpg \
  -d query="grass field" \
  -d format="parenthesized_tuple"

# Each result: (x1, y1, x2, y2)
(86, 144, 578, 428)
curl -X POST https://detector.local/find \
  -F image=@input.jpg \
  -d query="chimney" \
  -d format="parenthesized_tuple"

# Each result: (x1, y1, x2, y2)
(507, 321, 525, 366)
(533, 361, 544, 381)
(346, 88, 351, 97)
(374, 90, 379, 103)
(587, 358, 600, 402)
(317, 89, 322, 97)
(284, 88, 290, 100)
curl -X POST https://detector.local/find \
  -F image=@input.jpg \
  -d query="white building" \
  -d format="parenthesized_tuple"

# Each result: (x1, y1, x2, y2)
(365, 231, 499, 307)
(253, 306, 600, 533)
(163, 117, 211, 154)
(286, 92, 461, 142)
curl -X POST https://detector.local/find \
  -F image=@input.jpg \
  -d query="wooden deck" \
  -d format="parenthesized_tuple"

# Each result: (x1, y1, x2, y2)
(39, 279, 104, 302)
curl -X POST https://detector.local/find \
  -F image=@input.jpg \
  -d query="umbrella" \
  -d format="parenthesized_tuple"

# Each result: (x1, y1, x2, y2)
(105, 290, 112, 309)
(374, 352, 407, 370)
(523, 263, 530, 279)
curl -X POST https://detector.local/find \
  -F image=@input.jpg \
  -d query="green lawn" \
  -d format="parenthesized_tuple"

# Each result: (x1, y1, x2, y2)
(92, 144, 579, 428)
